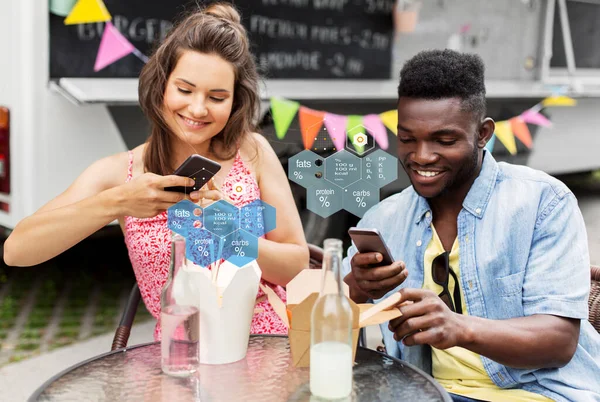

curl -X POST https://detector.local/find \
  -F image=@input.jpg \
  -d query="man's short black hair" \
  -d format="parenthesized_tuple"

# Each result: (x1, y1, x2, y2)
(398, 49, 486, 121)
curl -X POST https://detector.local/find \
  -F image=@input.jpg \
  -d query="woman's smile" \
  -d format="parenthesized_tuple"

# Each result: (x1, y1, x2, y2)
(178, 114, 210, 130)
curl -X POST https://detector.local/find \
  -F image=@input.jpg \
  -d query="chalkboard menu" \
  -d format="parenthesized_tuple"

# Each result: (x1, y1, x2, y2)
(49, 0, 395, 79)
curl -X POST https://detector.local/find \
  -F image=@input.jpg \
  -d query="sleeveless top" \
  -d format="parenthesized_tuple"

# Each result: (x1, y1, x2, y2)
(123, 150, 288, 340)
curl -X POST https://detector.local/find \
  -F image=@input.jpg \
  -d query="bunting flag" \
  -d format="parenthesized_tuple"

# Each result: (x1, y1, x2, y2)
(485, 134, 496, 152)
(520, 110, 552, 128)
(298, 107, 325, 150)
(363, 114, 389, 150)
(323, 113, 348, 151)
(50, 0, 78, 17)
(494, 120, 517, 155)
(265, 96, 575, 156)
(379, 110, 398, 135)
(509, 117, 533, 149)
(64, 0, 111, 25)
(542, 95, 577, 107)
(346, 115, 365, 153)
(94, 22, 135, 72)
(270, 97, 300, 140)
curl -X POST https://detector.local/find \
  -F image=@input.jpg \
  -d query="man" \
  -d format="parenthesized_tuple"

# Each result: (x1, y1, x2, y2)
(342, 50, 600, 402)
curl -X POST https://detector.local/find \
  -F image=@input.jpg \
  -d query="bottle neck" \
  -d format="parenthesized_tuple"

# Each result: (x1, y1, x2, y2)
(320, 238, 344, 296)
(170, 234, 187, 279)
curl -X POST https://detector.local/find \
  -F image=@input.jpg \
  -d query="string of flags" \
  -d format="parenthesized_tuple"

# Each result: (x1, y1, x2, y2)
(51, 0, 578, 154)
(50, 0, 149, 71)
(271, 94, 577, 154)
(484, 94, 576, 154)
(271, 97, 398, 152)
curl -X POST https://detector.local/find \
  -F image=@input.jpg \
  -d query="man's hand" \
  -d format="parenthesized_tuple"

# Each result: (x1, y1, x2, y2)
(349, 252, 408, 300)
(389, 288, 469, 350)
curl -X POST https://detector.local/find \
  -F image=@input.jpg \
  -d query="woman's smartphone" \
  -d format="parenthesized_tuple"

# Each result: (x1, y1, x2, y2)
(348, 227, 394, 266)
(165, 154, 222, 194)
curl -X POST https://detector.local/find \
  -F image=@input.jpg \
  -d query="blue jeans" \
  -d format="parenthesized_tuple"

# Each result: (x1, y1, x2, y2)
(450, 394, 486, 402)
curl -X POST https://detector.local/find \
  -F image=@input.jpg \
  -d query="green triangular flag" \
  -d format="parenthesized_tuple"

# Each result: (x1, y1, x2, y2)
(346, 115, 365, 153)
(270, 97, 300, 140)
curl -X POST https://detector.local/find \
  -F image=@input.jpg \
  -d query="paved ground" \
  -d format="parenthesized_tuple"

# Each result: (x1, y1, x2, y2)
(0, 177, 598, 402)
(0, 321, 155, 402)
(0, 233, 153, 367)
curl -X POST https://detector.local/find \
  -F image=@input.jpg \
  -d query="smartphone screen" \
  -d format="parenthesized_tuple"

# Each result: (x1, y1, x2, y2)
(348, 227, 394, 266)
(165, 154, 222, 194)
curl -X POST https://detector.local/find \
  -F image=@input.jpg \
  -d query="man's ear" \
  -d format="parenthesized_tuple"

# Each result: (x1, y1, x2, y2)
(478, 118, 495, 149)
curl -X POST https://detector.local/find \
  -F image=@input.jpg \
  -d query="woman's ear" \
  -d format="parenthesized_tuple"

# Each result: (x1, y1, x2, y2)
(478, 118, 495, 149)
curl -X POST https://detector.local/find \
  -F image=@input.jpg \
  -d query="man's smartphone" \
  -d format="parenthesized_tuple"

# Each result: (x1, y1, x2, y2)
(164, 154, 222, 194)
(348, 227, 394, 266)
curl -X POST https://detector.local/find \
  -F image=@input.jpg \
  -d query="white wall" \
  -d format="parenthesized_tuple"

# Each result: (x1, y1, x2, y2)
(0, 0, 126, 229)
(38, 96, 127, 208)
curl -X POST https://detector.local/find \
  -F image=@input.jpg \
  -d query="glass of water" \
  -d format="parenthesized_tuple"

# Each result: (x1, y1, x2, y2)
(161, 304, 200, 377)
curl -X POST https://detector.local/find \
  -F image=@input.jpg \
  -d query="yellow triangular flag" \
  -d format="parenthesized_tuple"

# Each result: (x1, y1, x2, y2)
(64, 0, 111, 25)
(379, 110, 398, 135)
(494, 120, 517, 155)
(542, 95, 577, 107)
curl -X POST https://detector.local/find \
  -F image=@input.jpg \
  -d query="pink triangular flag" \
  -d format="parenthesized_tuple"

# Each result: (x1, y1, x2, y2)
(363, 114, 388, 150)
(94, 22, 135, 72)
(520, 109, 553, 128)
(323, 113, 348, 152)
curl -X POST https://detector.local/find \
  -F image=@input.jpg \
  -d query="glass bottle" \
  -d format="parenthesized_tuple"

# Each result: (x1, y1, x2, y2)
(310, 238, 354, 399)
(160, 234, 200, 377)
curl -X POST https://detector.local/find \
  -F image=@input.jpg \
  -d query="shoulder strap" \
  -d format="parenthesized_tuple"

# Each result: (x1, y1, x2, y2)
(126, 150, 134, 182)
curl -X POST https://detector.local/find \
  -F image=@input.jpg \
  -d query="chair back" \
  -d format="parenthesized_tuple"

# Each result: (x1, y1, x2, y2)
(589, 265, 600, 334)
(308, 243, 324, 270)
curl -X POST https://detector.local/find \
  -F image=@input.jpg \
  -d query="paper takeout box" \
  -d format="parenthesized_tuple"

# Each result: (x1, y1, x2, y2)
(173, 260, 261, 365)
(261, 269, 402, 367)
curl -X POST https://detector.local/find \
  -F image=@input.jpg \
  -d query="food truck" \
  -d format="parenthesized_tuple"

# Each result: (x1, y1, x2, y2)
(1, 0, 599, 246)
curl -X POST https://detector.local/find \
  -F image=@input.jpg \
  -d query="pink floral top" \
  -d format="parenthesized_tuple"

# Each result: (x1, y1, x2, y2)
(124, 150, 288, 340)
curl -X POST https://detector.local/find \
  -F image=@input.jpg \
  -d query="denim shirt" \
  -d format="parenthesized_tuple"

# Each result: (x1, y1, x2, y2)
(342, 152, 600, 402)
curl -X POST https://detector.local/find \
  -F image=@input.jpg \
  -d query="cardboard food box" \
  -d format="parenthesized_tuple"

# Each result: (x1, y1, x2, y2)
(173, 260, 261, 365)
(261, 270, 403, 367)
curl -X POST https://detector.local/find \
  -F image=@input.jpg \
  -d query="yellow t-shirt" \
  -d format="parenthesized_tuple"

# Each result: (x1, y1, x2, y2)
(423, 225, 553, 402)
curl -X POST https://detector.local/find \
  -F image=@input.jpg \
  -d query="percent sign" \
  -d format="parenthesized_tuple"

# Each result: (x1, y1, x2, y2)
(355, 196, 367, 208)
(293, 171, 303, 180)
(234, 246, 245, 257)
(172, 220, 183, 229)
(319, 196, 330, 207)
(196, 245, 209, 257)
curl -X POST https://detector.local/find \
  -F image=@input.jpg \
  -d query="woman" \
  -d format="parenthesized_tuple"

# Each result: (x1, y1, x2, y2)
(4, 3, 309, 338)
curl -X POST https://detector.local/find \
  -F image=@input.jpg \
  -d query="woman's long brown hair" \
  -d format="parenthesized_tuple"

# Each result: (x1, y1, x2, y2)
(138, 3, 260, 175)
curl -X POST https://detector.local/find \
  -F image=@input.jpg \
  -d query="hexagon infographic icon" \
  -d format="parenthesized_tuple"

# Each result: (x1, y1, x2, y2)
(222, 229, 259, 267)
(167, 199, 271, 267)
(203, 200, 240, 237)
(343, 181, 379, 218)
(346, 124, 375, 156)
(240, 200, 276, 238)
(361, 150, 398, 188)
(306, 183, 343, 218)
(167, 200, 202, 237)
(325, 150, 361, 189)
(288, 150, 326, 189)
(289, 146, 399, 218)
(186, 227, 223, 267)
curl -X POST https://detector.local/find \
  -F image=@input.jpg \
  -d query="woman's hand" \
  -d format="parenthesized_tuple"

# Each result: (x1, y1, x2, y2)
(114, 173, 194, 218)
(189, 178, 233, 207)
